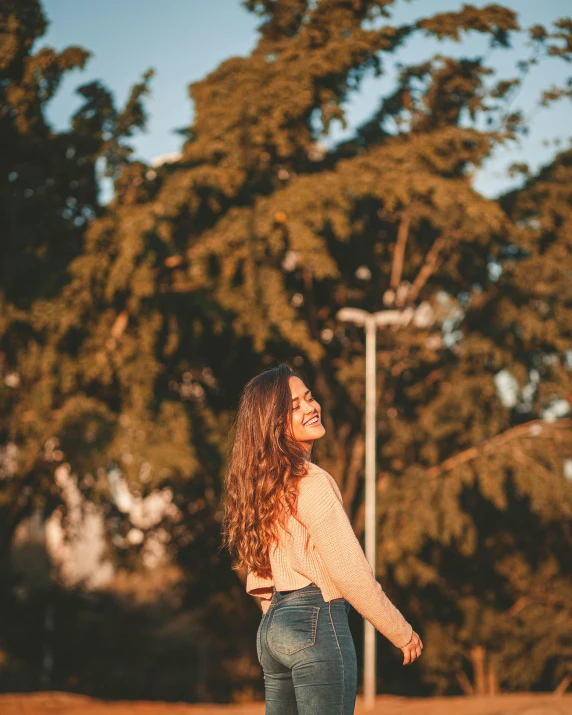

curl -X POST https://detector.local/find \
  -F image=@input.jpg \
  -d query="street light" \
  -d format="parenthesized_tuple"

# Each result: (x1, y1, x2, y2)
(336, 305, 414, 711)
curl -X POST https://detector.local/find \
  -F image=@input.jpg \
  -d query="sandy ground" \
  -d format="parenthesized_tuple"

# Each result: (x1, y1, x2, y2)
(0, 692, 571, 715)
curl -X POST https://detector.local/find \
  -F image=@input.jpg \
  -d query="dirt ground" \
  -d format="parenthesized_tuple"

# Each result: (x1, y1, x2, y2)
(0, 692, 571, 715)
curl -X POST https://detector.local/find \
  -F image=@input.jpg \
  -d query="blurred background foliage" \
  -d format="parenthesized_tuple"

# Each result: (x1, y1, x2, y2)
(1, 0, 571, 703)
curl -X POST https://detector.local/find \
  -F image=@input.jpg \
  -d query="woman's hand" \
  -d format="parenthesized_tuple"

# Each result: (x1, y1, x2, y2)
(400, 631, 423, 666)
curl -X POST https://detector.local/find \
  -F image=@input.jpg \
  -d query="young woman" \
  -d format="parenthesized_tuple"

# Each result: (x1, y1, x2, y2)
(222, 363, 422, 714)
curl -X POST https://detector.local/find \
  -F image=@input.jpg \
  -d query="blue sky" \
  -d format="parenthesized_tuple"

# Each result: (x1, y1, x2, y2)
(41, 0, 571, 198)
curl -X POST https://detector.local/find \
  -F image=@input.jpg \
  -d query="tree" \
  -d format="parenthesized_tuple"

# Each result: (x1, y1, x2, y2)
(2, 0, 571, 699)
(0, 0, 155, 559)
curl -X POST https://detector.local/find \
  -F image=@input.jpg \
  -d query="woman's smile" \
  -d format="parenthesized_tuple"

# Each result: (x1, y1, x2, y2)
(289, 376, 326, 452)
(303, 414, 321, 427)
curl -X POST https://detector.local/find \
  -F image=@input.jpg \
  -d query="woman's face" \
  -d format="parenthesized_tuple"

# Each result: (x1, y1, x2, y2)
(288, 376, 326, 452)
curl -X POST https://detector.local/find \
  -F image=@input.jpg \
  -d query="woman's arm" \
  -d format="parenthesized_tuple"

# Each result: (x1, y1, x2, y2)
(297, 468, 413, 649)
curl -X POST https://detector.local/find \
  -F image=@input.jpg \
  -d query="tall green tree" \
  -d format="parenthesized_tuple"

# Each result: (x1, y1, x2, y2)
(2, 0, 571, 699)
(0, 0, 154, 558)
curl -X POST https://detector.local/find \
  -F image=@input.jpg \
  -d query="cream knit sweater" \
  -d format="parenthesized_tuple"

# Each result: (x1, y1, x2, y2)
(246, 461, 413, 649)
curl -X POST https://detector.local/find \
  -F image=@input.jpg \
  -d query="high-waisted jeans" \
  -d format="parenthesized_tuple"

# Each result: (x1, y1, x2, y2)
(256, 583, 358, 715)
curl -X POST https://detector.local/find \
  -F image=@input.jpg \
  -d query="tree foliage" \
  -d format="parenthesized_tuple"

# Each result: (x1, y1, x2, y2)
(1, 0, 571, 699)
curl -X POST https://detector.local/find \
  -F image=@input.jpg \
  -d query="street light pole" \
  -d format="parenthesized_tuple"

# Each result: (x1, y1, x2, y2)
(364, 315, 377, 710)
(336, 306, 414, 711)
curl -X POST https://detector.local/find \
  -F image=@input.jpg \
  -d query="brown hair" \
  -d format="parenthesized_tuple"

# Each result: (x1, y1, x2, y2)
(220, 363, 311, 577)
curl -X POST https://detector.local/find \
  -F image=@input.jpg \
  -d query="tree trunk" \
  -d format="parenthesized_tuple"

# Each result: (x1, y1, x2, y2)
(456, 670, 475, 695)
(486, 658, 498, 695)
(555, 675, 571, 695)
(470, 645, 487, 695)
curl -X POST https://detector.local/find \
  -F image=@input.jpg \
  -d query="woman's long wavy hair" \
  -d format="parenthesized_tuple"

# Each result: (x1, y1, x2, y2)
(221, 363, 311, 577)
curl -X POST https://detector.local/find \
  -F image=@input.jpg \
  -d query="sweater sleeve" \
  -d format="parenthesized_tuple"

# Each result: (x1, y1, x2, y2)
(296, 469, 413, 649)
(246, 569, 274, 614)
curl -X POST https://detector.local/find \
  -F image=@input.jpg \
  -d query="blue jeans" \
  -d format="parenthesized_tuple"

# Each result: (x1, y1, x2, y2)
(257, 583, 358, 715)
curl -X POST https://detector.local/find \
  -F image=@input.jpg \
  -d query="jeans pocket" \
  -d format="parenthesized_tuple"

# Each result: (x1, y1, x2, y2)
(269, 605, 320, 655)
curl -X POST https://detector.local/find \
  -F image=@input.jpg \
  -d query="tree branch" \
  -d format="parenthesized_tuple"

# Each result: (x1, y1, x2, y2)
(390, 212, 411, 291)
(351, 418, 571, 542)
(425, 418, 572, 479)
(407, 236, 446, 304)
